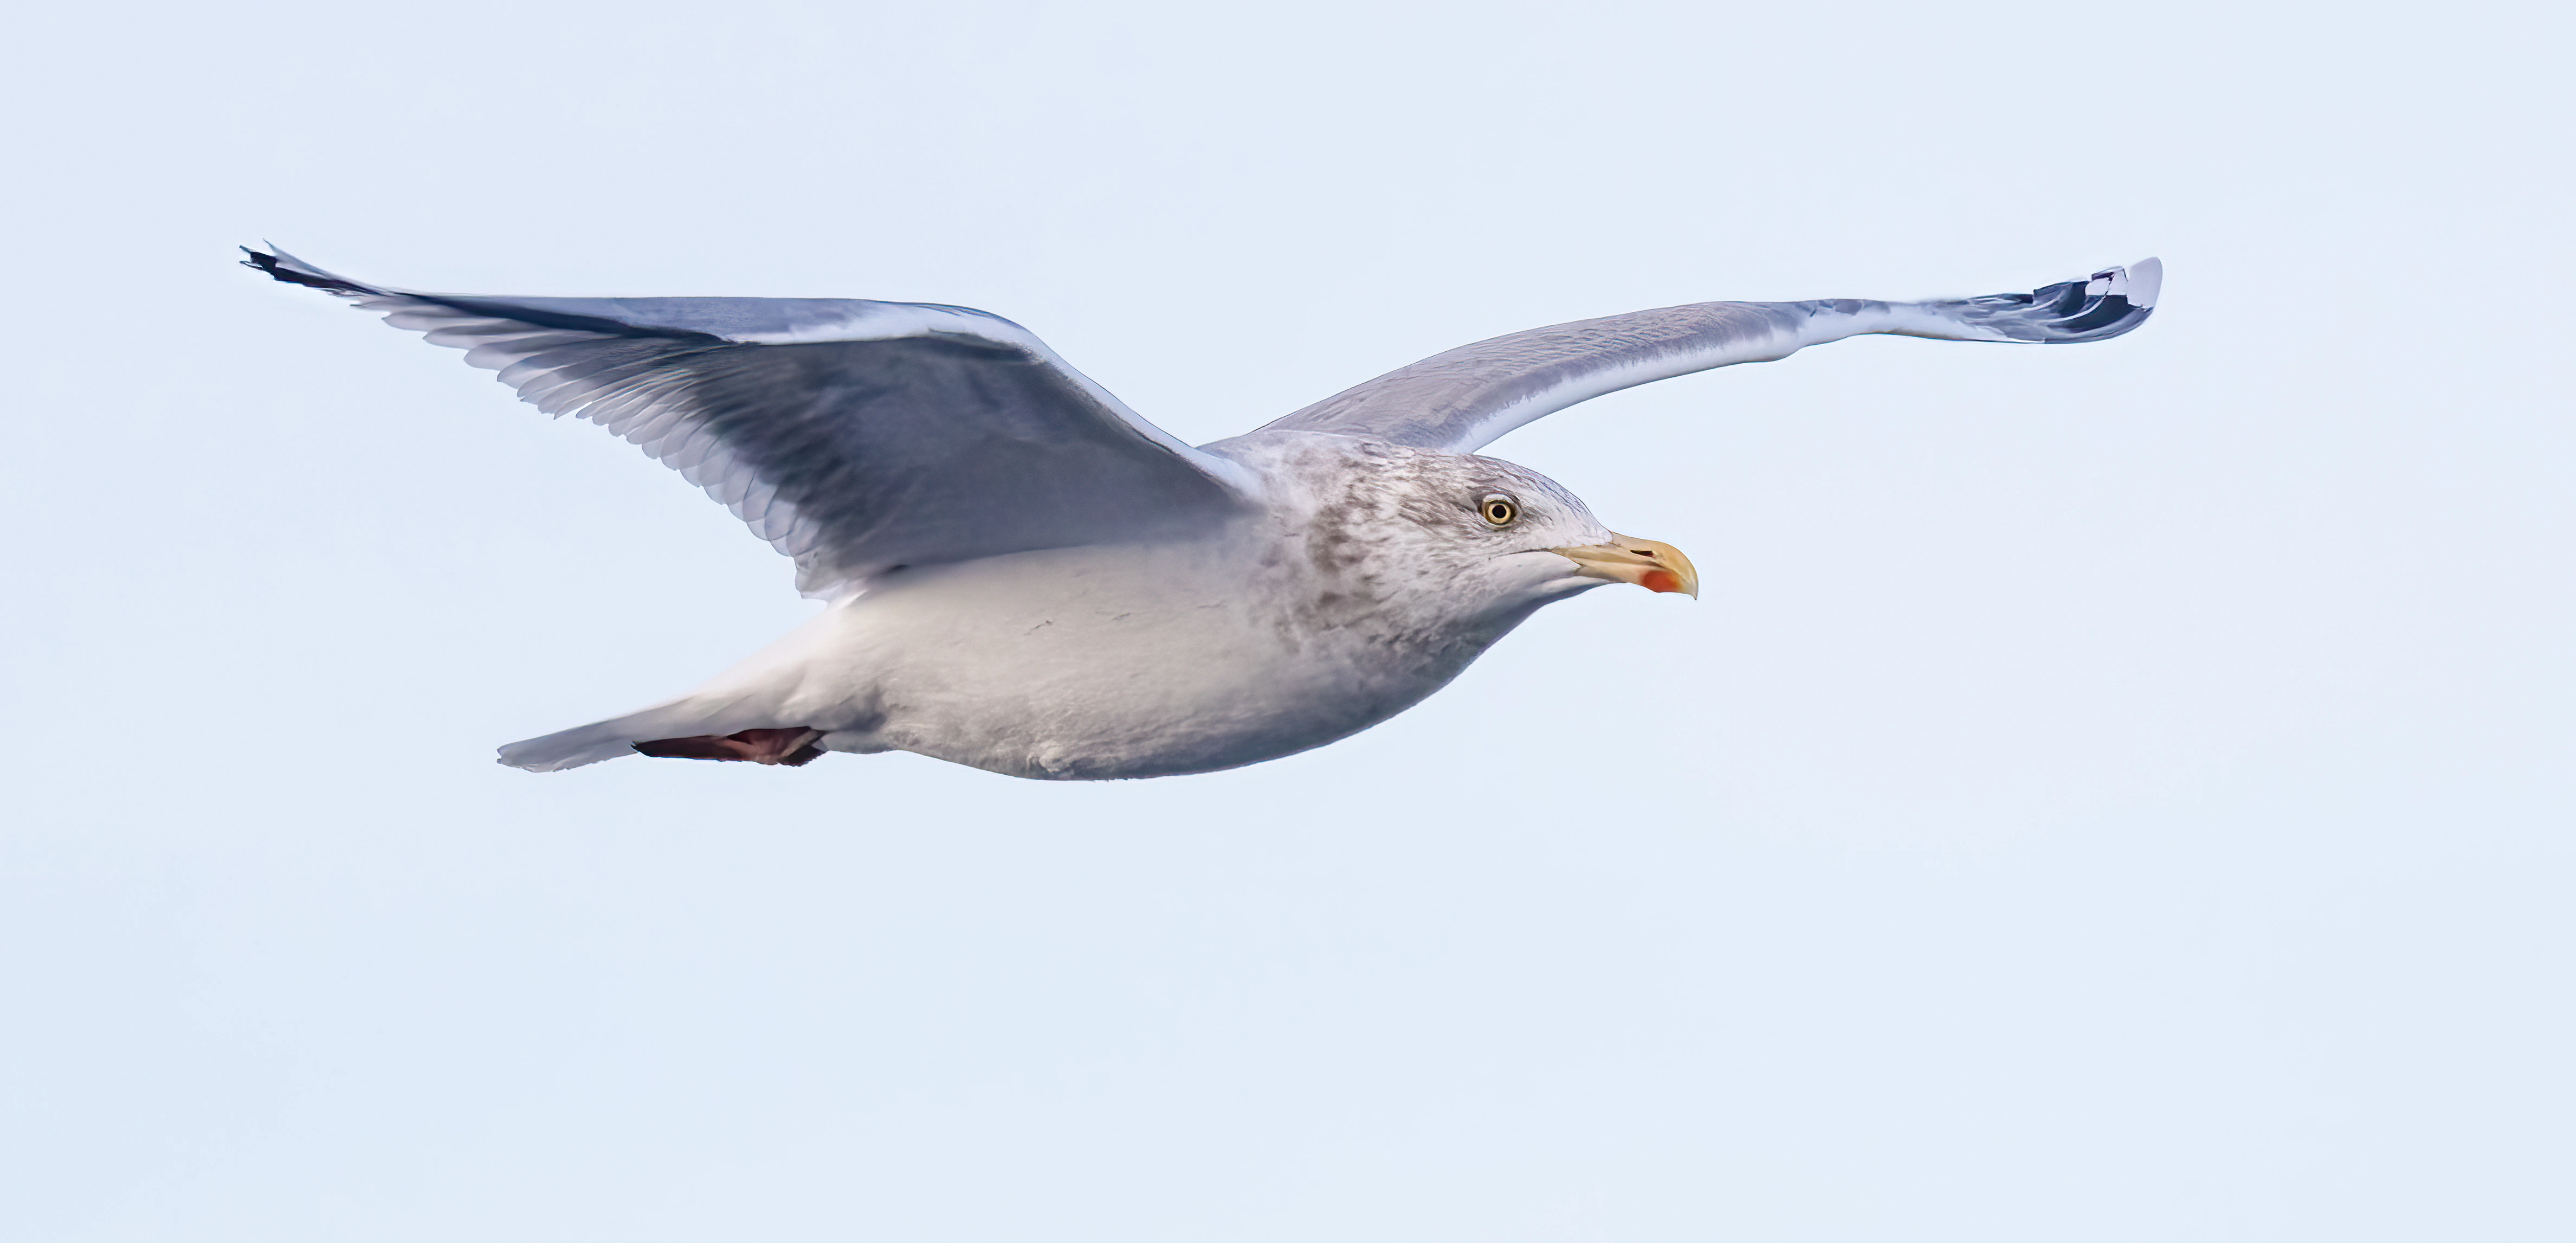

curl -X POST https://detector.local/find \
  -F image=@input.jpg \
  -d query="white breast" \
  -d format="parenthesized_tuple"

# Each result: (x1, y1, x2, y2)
(711, 530, 1488, 779)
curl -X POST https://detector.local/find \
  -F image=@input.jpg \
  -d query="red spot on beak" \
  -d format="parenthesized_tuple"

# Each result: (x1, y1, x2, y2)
(1640, 569, 1683, 594)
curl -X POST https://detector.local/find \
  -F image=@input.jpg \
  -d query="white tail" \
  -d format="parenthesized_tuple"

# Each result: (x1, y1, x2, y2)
(495, 698, 759, 772)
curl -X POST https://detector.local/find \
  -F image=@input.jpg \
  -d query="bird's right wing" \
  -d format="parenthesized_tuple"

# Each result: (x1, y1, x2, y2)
(1261, 260, 2160, 454)
(248, 248, 1256, 600)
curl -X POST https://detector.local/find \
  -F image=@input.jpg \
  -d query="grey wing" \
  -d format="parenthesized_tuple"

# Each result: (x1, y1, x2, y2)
(1262, 260, 2161, 454)
(248, 249, 1254, 598)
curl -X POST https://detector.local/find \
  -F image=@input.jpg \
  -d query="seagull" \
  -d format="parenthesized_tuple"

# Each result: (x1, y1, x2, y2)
(247, 249, 2158, 778)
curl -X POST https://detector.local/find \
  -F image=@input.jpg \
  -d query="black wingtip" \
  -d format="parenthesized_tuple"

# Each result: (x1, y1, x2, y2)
(240, 245, 376, 296)
(1940, 257, 2161, 345)
(240, 245, 291, 279)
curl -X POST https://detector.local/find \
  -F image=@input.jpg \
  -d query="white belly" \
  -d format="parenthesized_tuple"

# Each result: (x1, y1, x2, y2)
(711, 540, 1503, 779)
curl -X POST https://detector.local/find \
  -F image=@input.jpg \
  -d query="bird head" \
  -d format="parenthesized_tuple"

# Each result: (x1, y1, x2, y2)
(1271, 437, 1698, 632)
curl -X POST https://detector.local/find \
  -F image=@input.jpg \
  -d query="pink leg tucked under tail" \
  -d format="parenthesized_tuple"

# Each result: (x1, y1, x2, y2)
(632, 727, 825, 767)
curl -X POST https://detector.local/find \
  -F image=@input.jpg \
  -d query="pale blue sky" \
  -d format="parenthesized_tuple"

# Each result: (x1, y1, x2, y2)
(6, 2, 2570, 1239)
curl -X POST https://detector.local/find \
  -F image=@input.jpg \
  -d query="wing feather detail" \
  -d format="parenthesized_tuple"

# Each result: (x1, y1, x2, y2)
(248, 248, 1251, 598)
(1261, 260, 2160, 453)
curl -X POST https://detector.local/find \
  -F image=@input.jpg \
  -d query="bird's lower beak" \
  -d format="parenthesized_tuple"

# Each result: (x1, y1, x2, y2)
(1549, 533, 1699, 598)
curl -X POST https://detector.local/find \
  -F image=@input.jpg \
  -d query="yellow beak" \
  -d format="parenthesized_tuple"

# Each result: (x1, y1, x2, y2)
(1548, 532, 1699, 598)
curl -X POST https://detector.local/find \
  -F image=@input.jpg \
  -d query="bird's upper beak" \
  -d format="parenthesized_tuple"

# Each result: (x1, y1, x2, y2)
(1548, 532, 1699, 598)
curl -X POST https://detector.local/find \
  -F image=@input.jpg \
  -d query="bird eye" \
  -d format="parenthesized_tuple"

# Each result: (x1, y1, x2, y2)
(1480, 495, 1519, 526)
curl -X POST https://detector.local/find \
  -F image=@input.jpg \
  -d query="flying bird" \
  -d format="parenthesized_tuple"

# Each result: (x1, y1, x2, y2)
(247, 249, 2158, 778)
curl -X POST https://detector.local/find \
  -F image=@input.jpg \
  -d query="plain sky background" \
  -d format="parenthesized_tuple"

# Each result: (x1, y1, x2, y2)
(5, 2, 2570, 1240)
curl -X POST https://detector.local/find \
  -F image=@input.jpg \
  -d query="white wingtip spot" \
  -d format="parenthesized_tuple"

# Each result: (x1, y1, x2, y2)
(2127, 256, 2162, 308)
(2083, 257, 2163, 309)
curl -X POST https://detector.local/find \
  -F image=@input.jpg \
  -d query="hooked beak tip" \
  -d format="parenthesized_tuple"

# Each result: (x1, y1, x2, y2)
(1549, 533, 1700, 599)
(1640, 568, 1690, 596)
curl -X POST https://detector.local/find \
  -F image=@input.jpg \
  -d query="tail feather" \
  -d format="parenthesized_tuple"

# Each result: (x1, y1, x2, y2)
(496, 720, 650, 772)
(498, 700, 733, 772)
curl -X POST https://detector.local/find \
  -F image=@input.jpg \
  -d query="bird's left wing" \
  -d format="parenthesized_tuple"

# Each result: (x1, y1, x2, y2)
(248, 248, 1255, 599)
(1261, 260, 2160, 454)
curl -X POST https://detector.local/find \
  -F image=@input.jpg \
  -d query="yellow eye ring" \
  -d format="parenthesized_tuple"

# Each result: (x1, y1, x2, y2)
(1480, 496, 1518, 526)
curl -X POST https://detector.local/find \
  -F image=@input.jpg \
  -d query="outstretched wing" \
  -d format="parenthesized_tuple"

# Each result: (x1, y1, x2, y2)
(1262, 260, 2161, 454)
(248, 248, 1253, 598)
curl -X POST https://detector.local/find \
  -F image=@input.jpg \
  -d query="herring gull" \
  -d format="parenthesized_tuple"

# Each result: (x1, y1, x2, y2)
(247, 249, 2158, 778)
